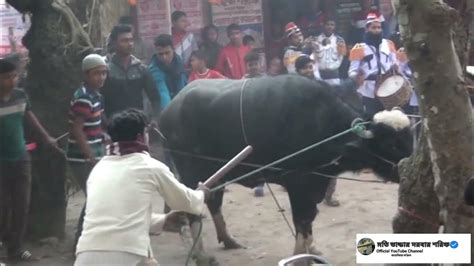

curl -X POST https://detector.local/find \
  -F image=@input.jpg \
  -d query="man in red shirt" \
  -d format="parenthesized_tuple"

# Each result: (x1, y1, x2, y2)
(216, 24, 251, 79)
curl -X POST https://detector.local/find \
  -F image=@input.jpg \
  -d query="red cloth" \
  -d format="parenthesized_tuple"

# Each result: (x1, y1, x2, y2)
(106, 141, 149, 156)
(216, 44, 251, 79)
(352, 10, 383, 28)
(172, 28, 186, 48)
(188, 69, 226, 82)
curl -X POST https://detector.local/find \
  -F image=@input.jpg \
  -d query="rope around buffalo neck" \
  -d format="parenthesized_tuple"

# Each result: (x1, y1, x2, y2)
(209, 121, 370, 192)
(239, 79, 250, 145)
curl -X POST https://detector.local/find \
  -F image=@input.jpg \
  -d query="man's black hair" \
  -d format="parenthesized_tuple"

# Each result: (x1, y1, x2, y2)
(108, 109, 149, 142)
(243, 35, 255, 46)
(226, 23, 241, 35)
(244, 50, 259, 63)
(190, 50, 208, 62)
(172, 11, 187, 23)
(110, 24, 133, 43)
(154, 34, 174, 48)
(118, 16, 133, 25)
(295, 55, 313, 71)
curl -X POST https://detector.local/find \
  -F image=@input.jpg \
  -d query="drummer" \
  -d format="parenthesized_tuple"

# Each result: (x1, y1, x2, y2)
(348, 12, 398, 118)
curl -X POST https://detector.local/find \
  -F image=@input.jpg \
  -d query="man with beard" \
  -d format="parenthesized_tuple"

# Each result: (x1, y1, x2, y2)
(348, 13, 398, 118)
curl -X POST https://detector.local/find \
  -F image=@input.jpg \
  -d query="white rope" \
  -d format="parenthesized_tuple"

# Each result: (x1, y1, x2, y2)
(55, 132, 69, 142)
(411, 119, 423, 130)
(239, 79, 250, 145)
(406, 114, 422, 118)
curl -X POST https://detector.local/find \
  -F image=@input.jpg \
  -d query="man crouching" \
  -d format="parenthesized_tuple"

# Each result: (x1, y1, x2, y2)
(74, 109, 210, 265)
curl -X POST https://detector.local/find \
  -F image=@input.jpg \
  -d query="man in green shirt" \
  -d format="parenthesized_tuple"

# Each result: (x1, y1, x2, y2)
(0, 57, 60, 262)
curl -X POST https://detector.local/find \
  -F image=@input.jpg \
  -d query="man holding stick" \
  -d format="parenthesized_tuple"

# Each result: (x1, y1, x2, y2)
(74, 109, 211, 265)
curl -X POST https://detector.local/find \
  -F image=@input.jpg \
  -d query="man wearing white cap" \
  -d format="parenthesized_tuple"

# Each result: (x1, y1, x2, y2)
(348, 12, 398, 118)
(67, 54, 108, 251)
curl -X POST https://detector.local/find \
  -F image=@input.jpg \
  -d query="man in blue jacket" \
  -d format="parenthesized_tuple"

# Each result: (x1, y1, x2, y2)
(149, 34, 187, 110)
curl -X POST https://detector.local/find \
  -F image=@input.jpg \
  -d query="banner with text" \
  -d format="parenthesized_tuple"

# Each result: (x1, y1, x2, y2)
(356, 234, 471, 264)
(0, 0, 30, 56)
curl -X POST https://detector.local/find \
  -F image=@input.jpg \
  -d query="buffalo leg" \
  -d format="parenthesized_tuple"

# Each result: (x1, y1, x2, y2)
(288, 190, 321, 256)
(208, 188, 245, 249)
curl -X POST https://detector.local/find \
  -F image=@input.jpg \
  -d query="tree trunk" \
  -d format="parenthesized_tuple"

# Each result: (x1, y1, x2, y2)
(7, 0, 93, 240)
(444, 0, 473, 68)
(395, 0, 474, 260)
(67, 0, 131, 48)
(393, 129, 440, 234)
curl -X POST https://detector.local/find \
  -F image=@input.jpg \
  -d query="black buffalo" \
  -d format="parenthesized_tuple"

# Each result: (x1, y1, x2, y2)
(159, 75, 413, 262)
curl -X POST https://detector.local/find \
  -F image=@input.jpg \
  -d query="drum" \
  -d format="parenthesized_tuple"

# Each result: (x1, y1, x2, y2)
(375, 73, 413, 110)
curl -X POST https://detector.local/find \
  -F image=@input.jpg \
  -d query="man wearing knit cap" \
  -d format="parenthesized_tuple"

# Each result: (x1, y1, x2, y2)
(67, 54, 108, 250)
(348, 12, 398, 118)
(283, 22, 305, 74)
(0, 56, 60, 262)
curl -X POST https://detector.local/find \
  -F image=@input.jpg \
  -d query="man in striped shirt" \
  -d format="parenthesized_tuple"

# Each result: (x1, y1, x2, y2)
(67, 54, 108, 188)
(67, 54, 108, 250)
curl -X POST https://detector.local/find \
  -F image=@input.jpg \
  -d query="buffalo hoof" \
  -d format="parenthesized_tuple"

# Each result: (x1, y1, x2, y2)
(195, 254, 220, 266)
(308, 246, 323, 256)
(220, 237, 246, 249)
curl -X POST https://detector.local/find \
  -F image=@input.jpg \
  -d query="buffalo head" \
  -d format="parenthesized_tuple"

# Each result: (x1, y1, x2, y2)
(344, 109, 414, 183)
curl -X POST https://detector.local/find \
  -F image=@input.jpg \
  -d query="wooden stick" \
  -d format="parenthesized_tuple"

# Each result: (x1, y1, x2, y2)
(203, 145, 253, 188)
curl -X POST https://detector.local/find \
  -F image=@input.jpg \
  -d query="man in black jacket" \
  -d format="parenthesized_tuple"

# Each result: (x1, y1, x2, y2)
(102, 25, 160, 121)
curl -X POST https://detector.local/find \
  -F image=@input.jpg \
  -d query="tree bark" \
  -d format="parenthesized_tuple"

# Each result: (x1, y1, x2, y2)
(395, 0, 474, 260)
(67, 0, 131, 48)
(444, 0, 473, 68)
(393, 129, 440, 234)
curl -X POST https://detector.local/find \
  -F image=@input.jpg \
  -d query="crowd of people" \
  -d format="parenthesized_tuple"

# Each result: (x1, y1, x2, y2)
(0, 1, 424, 264)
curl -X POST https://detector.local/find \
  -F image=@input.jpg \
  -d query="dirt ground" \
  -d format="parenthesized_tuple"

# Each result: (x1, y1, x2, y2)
(3, 171, 397, 266)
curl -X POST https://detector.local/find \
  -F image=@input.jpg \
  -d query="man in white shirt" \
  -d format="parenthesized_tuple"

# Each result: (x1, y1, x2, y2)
(313, 18, 347, 85)
(348, 13, 398, 118)
(74, 109, 210, 265)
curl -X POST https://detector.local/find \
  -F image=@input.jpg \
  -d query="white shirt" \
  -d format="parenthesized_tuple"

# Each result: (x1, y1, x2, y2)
(348, 39, 398, 98)
(76, 152, 205, 258)
(283, 46, 303, 74)
(314, 33, 345, 71)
